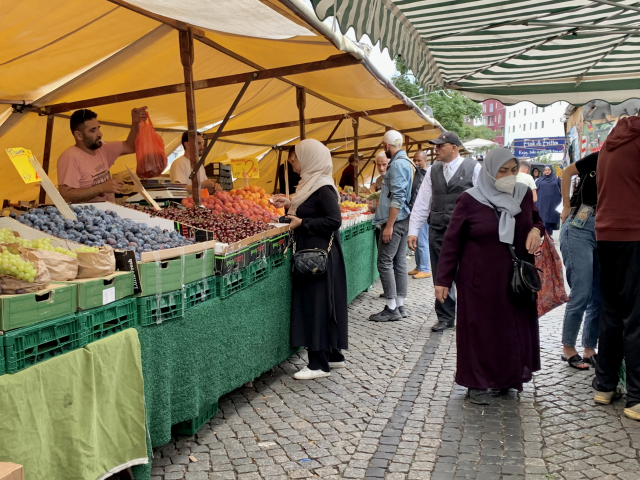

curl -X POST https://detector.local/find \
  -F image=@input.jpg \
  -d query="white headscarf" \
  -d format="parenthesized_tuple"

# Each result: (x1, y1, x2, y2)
(288, 139, 340, 215)
(466, 148, 528, 244)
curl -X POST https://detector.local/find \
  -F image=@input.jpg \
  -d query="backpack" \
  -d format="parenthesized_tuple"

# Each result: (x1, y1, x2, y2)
(386, 156, 422, 211)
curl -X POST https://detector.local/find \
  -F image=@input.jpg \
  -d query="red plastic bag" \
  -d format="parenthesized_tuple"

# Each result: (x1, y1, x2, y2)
(135, 114, 167, 179)
(535, 233, 569, 317)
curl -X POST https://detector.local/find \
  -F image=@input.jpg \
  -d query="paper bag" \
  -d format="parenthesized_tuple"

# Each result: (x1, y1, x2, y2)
(19, 246, 78, 281)
(76, 245, 116, 279)
(0, 248, 51, 293)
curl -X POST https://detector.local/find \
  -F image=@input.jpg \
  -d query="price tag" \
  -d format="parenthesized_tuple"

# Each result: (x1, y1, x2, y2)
(230, 159, 259, 179)
(6, 148, 41, 184)
(103, 287, 116, 305)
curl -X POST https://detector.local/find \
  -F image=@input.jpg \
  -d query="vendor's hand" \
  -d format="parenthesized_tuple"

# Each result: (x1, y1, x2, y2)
(526, 227, 542, 254)
(101, 178, 124, 194)
(272, 196, 291, 209)
(382, 224, 394, 243)
(131, 106, 148, 124)
(407, 235, 418, 251)
(435, 286, 449, 303)
(560, 205, 571, 224)
(287, 215, 302, 230)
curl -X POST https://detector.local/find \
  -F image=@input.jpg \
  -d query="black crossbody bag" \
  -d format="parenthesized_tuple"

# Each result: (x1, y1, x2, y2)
(492, 208, 542, 302)
(291, 234, 334, 276)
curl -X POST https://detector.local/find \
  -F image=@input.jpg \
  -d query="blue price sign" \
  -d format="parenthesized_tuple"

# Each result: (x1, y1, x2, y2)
(512, 137, 565, 158)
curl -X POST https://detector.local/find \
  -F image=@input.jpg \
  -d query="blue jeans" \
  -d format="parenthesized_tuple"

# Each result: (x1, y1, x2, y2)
(560, 216, 601, 349)
(414, 222, 431, 273)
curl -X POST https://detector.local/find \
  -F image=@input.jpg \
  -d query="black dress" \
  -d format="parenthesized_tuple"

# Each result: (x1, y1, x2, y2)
(290, 185, 348, 353)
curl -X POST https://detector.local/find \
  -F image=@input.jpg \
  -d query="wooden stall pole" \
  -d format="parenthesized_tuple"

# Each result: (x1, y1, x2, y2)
(273, 148, 283, 194)
(38, 114, 54, 205)
(284, 154, 290, 200)
(353, 117, 359, 196)
(296, 86, 306, 140)
(179, 29, 201, 206)
(322, 117, 344, 145)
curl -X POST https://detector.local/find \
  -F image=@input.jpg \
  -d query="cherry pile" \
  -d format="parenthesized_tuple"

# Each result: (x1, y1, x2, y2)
(131, 206, 274, 244)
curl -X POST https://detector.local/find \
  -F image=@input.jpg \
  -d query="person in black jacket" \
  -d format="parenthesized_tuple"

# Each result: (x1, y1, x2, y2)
(278, 146, 301, 194)
(272, 139, 348, 380)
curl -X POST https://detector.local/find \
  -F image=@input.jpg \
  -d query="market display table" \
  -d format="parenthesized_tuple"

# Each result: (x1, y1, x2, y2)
(0, 226, 378, 480)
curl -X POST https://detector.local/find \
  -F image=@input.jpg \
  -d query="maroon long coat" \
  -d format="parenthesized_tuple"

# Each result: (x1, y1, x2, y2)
(436, 190, 544, 391)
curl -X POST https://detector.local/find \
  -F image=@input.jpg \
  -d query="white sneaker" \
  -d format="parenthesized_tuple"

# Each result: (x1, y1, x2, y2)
(293, 367, 330, 380)
(328, 361, 346, 369)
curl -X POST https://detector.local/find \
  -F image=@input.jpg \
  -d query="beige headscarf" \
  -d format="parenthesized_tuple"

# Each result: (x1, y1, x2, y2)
(288, 138, 340, 215)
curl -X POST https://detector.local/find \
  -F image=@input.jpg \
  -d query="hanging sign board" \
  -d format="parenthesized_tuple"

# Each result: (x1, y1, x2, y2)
(230, 159, 259, 179)
(6, 148, 41, 184)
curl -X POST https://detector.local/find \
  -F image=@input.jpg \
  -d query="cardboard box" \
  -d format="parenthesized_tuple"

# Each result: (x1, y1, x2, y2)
(0, 283, 77, 332)
(0, 463, 24, 480)
(53, 271, 134, 310)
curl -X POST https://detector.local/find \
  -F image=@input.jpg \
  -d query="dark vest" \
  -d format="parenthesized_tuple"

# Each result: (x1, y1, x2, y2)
(429, 158, 476, 230)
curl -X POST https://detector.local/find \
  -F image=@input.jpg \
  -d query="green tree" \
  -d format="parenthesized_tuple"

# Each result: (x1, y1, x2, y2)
(391, 57, 495, 141)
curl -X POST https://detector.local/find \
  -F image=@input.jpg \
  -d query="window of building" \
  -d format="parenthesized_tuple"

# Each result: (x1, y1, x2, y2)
(541, 121, 545, 128)
(523, 109, 526, 116)
(535, 122, 538, 129)
(490, 103, 494, 113)
(530, 123, 532, 129)
(542, 107, 545, 113)
(498, 114, 501, 123)
(552, 119, 555, 123)
(523, 124, 526, 131)
(536, 107, 539, 114)
(483, 104, 486, 112)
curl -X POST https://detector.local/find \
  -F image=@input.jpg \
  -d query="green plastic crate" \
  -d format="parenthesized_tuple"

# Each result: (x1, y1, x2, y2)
(172, 402, 218, 436)
(137, 258, 185, 296)
(365, 221, 374, 231)
(184, 277, 217, 309)
(268, 252, 288, 271)
(357, 222, 367, 235)
(342, 228, 352, 242)
(3, 313, 84, 374)
(183, 250, 215, 285)
(249, 259, 270, 284)
(0, 283, 77, 331)
(54, 271, 134, 311)
(137, 290, 184, 327)
(78, 298, 137, 344)
(217, 270, 248, 299)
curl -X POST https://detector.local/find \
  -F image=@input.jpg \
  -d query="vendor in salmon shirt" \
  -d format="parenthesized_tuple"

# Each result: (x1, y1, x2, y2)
(57, 107, 147, 203)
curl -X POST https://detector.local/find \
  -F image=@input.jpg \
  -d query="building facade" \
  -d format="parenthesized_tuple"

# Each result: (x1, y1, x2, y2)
(503, 101, 568, 148)
(469, 99, 506, 145)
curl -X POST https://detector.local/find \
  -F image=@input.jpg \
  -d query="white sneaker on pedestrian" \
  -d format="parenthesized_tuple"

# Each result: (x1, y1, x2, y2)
(293, 367, 330, 380)
(328, 361, 346, 369)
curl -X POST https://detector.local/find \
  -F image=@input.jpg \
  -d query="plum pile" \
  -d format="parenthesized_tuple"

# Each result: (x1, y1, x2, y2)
(17, 205, 194, 260)
(133, 206, 274, 244)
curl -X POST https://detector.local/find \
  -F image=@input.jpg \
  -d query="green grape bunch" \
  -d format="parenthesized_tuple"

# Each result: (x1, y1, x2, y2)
(0, 228, 98, 257)
(0, 248, 38, 283)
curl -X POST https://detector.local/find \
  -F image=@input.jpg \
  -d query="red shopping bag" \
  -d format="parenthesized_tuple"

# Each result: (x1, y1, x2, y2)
(535, 233, 569, 317)
(135, 113, 167, 179)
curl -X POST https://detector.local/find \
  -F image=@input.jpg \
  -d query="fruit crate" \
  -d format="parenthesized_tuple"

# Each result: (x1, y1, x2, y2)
(217, 270, 248, 299)
(2, 313, 84, 374)
(341, 228, 352, 242)
(137, 258, 185, 296)
(0, 283, 77, 331)
(184, 277, 217, 309)
(137, 290, 184, 327)
(183, 250, 215, 285)
(172, 402, 219, 436)
(249, 259, 270, 284)
(78, 297, 137, 344)
(365, 221, 374, 232)
(357, 222, 367, 235)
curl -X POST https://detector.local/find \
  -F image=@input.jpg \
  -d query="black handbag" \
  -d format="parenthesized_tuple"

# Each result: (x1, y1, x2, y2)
(291, 234, 334, 276)
(492, 208, 542, 301)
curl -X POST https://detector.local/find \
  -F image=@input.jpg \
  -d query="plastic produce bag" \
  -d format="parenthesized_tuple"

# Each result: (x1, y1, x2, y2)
(77, 245, 116, 279)
(535, 233, 569, 317)
(135, 113, 167, 179)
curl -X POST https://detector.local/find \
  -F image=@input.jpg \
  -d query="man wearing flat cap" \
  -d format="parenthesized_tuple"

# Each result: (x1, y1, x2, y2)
(408, 131, 481, 331)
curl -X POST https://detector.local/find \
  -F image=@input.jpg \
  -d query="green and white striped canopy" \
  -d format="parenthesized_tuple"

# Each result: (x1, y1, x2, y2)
(308, 0, 640, 105)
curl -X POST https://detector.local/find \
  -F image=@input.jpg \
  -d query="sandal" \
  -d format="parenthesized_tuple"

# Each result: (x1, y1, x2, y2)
(584, 354, 597, 368)
(561, 354, 590, 370)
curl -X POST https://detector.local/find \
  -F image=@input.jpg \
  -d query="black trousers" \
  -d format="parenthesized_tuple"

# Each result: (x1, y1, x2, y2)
(429, 226, 456, 324)
(594, 241, 640, 408)
(308, 349, 345, 373)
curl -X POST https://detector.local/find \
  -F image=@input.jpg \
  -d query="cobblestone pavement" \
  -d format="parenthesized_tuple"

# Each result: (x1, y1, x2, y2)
(147, 257, 640, 480)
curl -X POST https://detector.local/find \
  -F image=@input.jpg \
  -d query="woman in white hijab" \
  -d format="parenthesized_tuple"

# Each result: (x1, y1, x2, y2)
(273, 139, 348, 380)
(433, 148, 544, 405)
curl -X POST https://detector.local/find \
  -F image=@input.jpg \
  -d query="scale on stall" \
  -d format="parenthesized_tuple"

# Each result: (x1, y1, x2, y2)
(124, 174, 189, 205)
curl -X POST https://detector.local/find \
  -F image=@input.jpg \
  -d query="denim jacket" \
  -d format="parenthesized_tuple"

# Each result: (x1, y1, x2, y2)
(373, 150, 413, 226)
